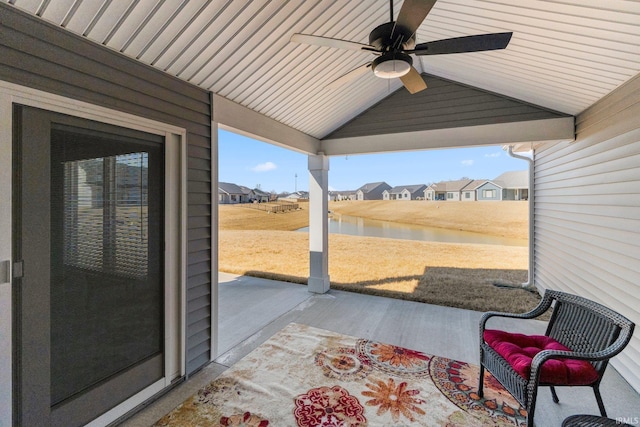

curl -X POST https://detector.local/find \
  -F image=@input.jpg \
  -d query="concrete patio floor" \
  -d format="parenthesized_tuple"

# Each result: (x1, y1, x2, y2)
(119, 272, 640, 426)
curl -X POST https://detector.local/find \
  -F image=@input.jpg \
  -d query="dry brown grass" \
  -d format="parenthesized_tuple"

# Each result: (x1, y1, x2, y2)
(219, 222, 540, 314)
(219, 203, 309, 231)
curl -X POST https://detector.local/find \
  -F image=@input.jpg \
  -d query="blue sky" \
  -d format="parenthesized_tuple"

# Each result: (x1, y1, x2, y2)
(219, 129, 529, 193)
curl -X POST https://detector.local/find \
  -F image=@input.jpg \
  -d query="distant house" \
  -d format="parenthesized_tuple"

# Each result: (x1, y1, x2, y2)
(383, 184, 427, 200)
(424, 174, 527, 201)
(424, 179, 473, 201)
(218, 182, 246, 204)
(493, 170, 529, 200)
(356, 182, 391, 200)
(238, 185, 253, 202)
(423, 184, 438, 201)
(250, 188, 270, 202)
(475, 171, 529, 201)
(460, 180, 487, 201)
(476, 181, 502, 201)
(280, 191, 309, 201)
(329, 190, 356, 201)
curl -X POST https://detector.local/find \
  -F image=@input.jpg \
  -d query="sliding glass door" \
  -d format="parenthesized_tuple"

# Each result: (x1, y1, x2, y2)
(14, 105, 165, 426)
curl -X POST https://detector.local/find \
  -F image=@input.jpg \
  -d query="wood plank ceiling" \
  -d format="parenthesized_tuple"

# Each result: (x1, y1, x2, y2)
(6, 0, 640, 140)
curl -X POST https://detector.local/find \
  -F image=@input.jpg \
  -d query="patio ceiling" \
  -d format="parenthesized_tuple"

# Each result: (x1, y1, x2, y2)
(6, 0, 640, 151)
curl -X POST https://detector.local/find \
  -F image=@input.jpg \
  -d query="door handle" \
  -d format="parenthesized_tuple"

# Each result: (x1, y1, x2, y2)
(0, 260, 9, 284)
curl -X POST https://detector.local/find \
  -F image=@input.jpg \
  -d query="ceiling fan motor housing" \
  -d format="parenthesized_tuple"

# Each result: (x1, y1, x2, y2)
(369, 22, 416, 51)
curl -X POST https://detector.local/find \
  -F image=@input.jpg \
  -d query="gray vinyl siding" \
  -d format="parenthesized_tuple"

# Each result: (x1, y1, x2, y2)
(534, 73, 640, 393)
(476, 182, 502, 201)
(326, 74, 571, 139)
(0, 4, 213, 375)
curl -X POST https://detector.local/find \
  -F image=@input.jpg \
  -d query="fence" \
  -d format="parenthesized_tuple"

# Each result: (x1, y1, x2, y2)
(243, 201, 299, 213)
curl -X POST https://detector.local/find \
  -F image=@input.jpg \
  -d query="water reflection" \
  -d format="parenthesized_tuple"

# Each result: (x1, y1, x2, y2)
(298, 214, 527, 247)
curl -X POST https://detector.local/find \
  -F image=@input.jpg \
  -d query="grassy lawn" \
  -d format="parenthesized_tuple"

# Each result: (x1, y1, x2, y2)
(219, 201, 541, 314)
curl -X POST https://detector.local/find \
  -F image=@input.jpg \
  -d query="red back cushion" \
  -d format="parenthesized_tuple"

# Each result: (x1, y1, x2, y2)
(484, 329, 600, 385)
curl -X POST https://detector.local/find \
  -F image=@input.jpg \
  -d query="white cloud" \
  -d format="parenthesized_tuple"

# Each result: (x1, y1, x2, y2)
(485, 152, 501, 158)
(251, 161, 277, 172)
(461, 159, 474, 166)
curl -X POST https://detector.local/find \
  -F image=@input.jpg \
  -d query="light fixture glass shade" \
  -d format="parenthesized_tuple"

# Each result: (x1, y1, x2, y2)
(373, 59, 411, 79)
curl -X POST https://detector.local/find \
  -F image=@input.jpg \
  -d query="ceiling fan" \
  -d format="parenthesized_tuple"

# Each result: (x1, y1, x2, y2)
(290, 0, 512, 94)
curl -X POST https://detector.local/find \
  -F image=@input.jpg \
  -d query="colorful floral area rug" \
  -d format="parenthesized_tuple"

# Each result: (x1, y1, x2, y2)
(155, 323, 527, 426)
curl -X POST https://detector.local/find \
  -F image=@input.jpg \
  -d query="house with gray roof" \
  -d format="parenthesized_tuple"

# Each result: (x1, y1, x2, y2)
(460, 180, 488, 201)
(493, 170, 529, 200)
(218, 182, 246, 204)
(250, 188, 270, 203)
(476, 181, 503, 201)
(424, 179, 473, 201)
(425, 173, 527, 201)
(238, 185, 253, 201)
(383, 184, 427, 200)
(356, 182, 391, 200)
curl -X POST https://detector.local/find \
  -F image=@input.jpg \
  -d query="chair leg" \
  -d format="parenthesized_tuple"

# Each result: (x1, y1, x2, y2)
(526, 405, 535, 427)
(550, 386, 559, 404)
(593, 385, 607, 418)
(526, 386, 539, 427)
(477, 363, 485, 398)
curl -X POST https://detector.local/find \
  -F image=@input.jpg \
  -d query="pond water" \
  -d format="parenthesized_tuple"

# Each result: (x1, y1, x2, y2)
(297, 214, 527, 247)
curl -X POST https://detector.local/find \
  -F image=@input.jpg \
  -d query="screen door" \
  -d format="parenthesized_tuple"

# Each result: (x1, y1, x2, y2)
(13, 105, 165, 426)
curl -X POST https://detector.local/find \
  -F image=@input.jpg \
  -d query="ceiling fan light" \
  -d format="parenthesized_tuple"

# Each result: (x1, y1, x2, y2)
(374, 60, 411, 78)
(372, 52, 413, 79)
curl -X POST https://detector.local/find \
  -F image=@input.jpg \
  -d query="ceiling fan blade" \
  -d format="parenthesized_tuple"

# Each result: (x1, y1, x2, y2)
(290, 33, 374, 51)
(399, 66, 427, 94)
(412, 32, 513, 55)
(395, 0, 437, 36)
(327, 63, 372, 90)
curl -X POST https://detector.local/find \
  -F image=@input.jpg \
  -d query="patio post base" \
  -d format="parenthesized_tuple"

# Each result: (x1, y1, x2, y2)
(308, 276, 330, 293)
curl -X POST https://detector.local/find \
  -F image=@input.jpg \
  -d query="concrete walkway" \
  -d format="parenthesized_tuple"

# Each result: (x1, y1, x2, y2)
(217, 272, 313, 355)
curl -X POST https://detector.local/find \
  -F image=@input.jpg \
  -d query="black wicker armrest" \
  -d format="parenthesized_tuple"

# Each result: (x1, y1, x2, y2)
(531, 322, 635, 375)
(479, 292, 554, 342)
(529, 349, 598, 387)
(529, 324, 635, 385)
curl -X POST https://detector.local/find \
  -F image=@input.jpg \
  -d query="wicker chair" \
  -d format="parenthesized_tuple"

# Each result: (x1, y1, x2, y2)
(478, 289, 635, 427)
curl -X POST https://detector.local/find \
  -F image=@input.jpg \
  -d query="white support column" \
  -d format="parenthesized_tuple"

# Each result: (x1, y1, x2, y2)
(308, 153, 330, 293)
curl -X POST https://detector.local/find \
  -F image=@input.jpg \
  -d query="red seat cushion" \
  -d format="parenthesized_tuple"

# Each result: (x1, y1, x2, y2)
(484, 329, 600, 385)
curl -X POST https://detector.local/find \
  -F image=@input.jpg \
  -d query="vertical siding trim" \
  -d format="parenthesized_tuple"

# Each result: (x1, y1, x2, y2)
(0, 90, 13, 427)
(210, 92, 219, 360)
(179, 131, 189, 378)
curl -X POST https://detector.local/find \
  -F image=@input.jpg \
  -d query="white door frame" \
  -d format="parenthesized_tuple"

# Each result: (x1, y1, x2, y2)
(0, 80, 187, 426)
